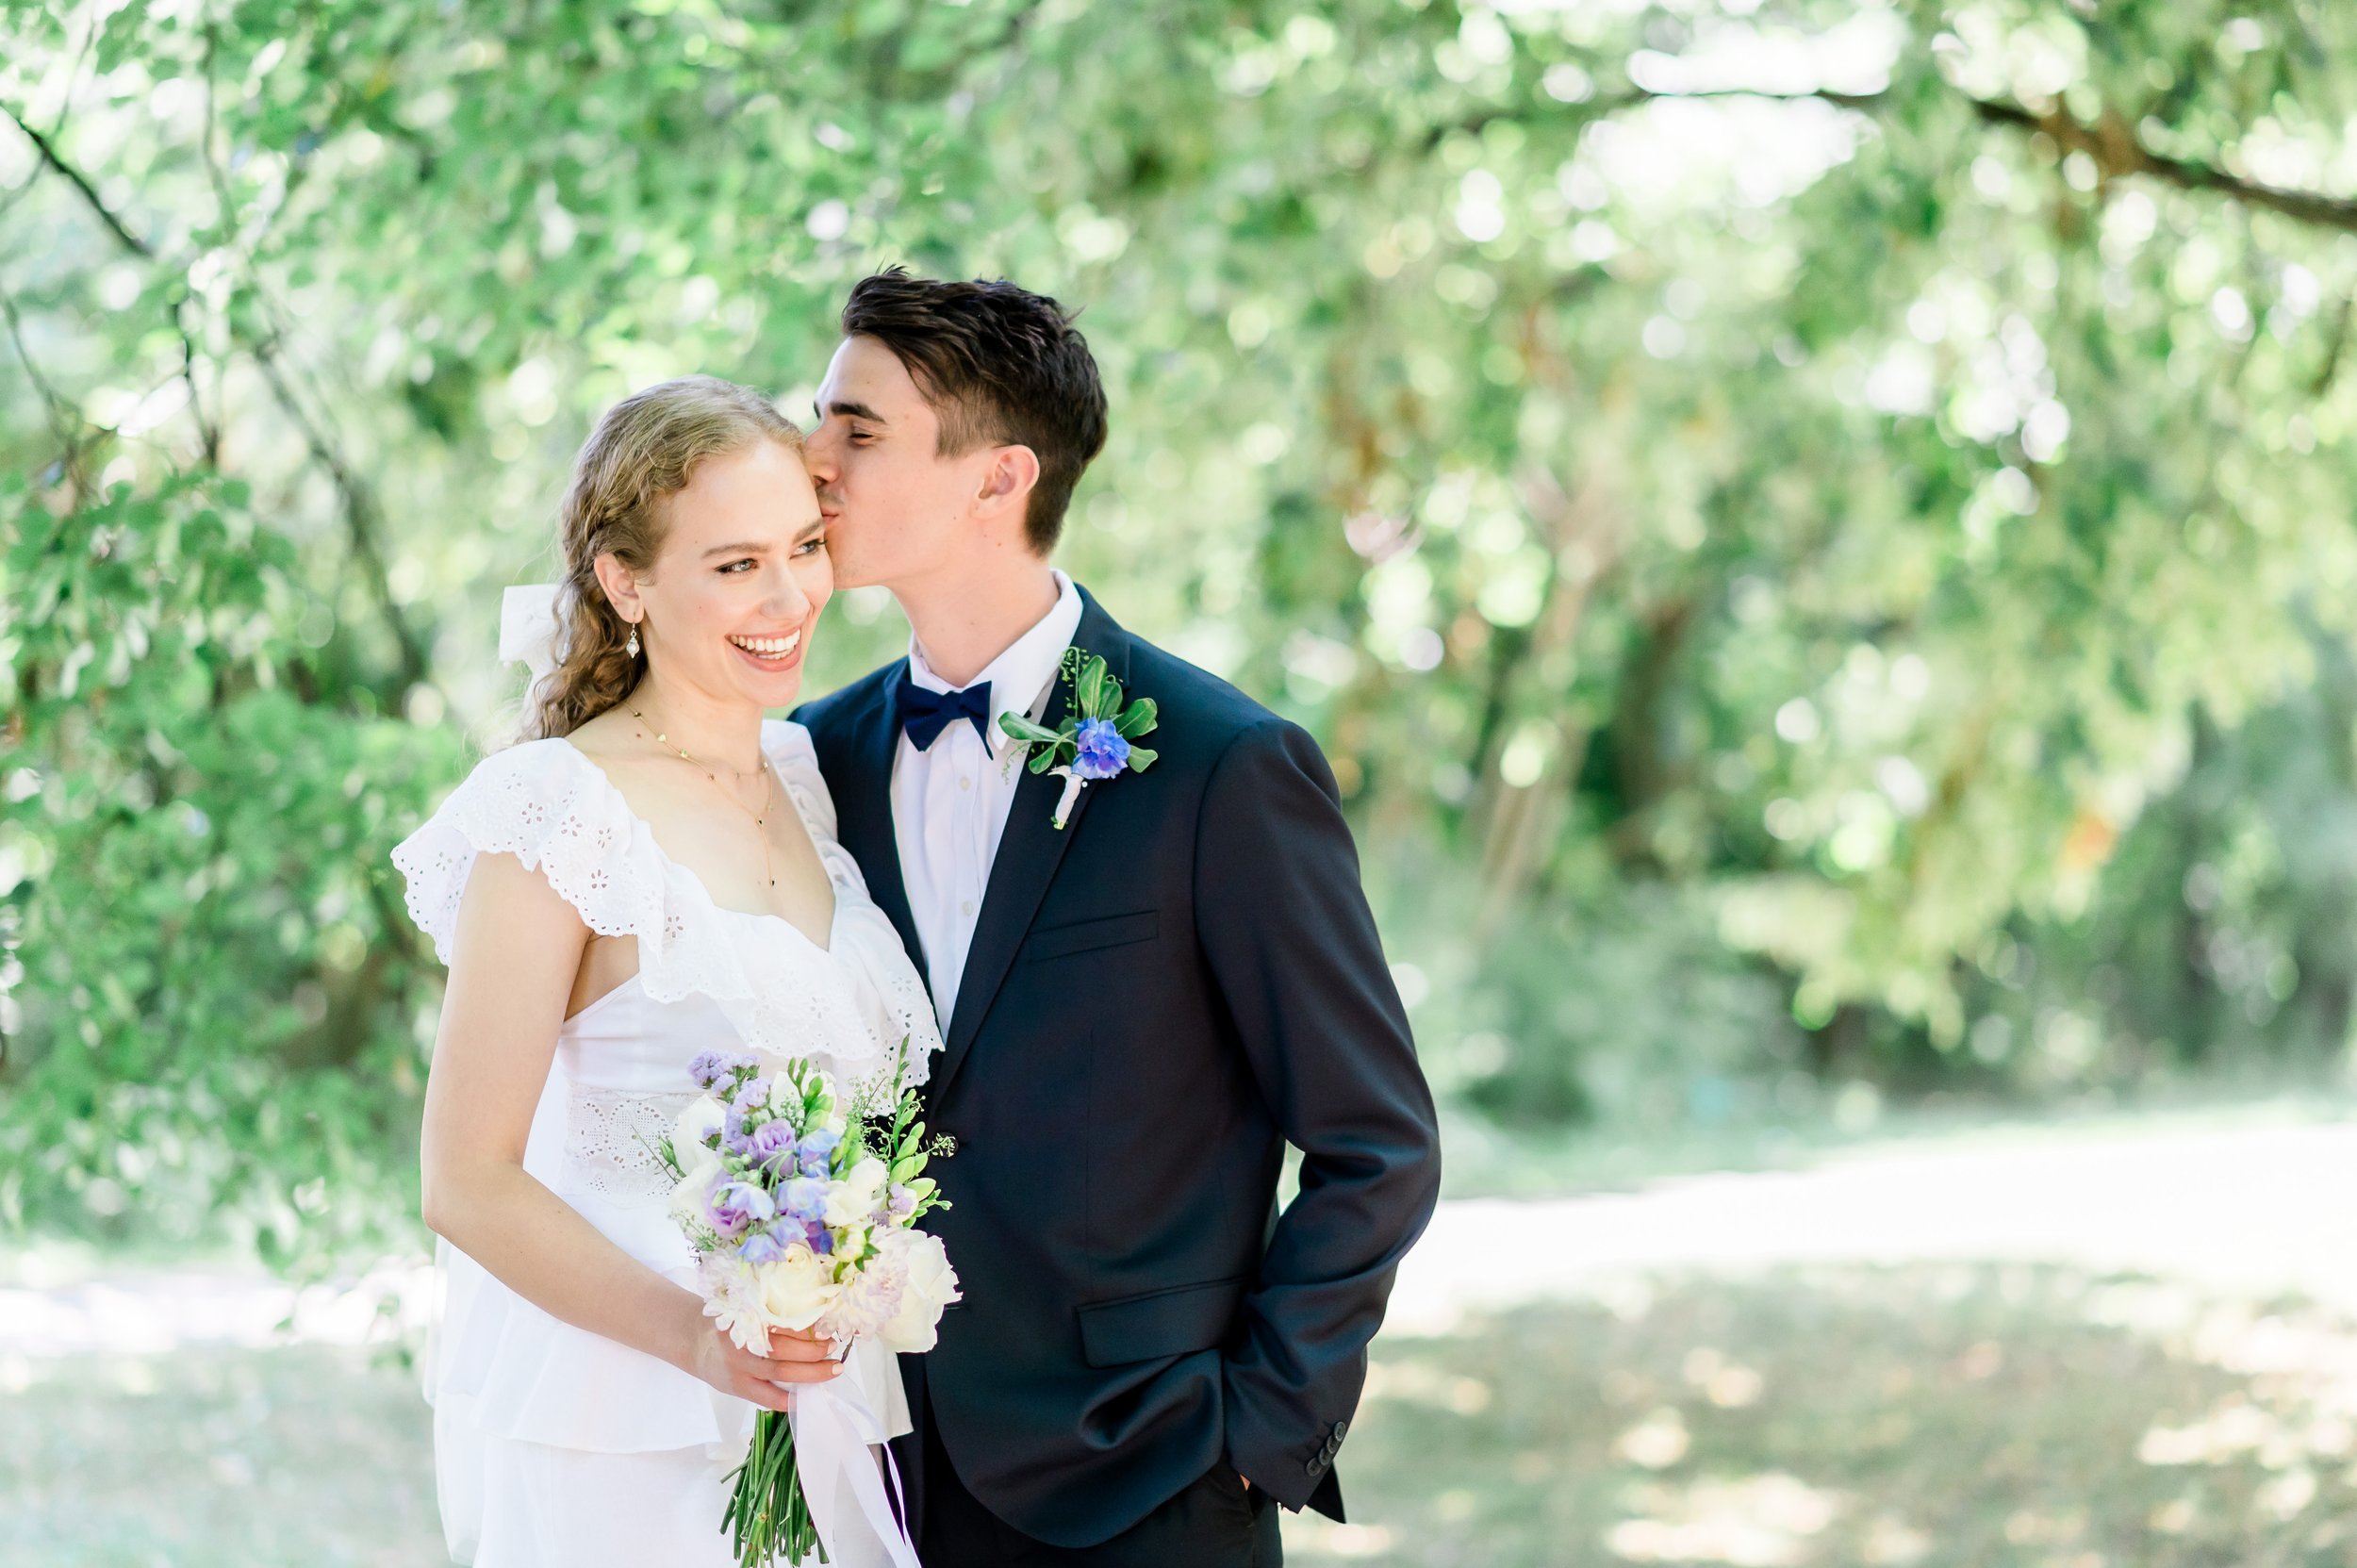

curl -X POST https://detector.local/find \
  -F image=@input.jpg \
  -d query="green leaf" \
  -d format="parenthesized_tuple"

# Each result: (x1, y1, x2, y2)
(1075, 652, 1108, 715)
(1126, 745, 1158, 772)
(1114, 698, 1158, 738)
(999, 714, 1063, 746)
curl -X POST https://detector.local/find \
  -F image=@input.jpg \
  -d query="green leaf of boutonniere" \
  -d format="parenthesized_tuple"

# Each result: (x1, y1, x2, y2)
(1076, 656, 1109, 716)
(1113, 698, 1158, 739)
(999, 714, 1065, 748)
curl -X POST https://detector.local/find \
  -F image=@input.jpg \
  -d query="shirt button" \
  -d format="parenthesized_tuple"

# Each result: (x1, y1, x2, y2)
(961, 900, 975, 917)
(958, 776, 973, 791)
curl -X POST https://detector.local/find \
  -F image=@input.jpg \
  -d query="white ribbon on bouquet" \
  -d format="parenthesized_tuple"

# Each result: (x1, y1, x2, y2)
(787, 1335, 919, 1568)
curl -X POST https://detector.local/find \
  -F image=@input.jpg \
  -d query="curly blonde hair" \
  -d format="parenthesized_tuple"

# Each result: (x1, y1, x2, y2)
(523, 376, 803, 739)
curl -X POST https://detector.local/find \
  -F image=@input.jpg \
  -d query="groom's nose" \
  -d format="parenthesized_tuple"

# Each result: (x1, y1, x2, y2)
(802, 429, 841, 489)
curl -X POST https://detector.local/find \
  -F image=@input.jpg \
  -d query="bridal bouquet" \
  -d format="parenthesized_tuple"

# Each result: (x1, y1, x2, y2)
(658, 1048, 959, 1567)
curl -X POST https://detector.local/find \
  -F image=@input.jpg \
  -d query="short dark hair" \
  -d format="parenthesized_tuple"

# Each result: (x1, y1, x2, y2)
(840, 268, 1109, 555)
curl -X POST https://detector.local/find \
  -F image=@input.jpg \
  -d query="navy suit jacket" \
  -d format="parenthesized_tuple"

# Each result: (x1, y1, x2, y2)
(795, 586, 1441, 1547)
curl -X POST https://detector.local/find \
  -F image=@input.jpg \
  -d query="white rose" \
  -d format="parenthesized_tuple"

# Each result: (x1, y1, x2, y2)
(822, 1156, 889, 1227)
(673, 1096, 727, 1165)
(756, 1244, 841, 1331)
(878, 1230, 962, 1354)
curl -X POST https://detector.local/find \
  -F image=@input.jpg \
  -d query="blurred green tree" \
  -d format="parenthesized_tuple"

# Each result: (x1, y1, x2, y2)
(6, 0, 2357, 1254)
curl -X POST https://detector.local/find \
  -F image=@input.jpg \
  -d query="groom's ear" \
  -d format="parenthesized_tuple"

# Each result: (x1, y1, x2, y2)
(592, 551, 646, 625)
(973, 444, 1041, 519)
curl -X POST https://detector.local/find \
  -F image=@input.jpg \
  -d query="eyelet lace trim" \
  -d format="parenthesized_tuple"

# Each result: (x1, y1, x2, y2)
(563, 1086, 696, 1200)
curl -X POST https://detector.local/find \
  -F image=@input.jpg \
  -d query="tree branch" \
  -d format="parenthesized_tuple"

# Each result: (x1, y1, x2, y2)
(2310, 292, 2351, 398)
(249, 343, 432, 688)
(1609, 83, 2357, 235)
(2, 101, 155, 257)
(5, 95, 434, 693)
(0, 281, 98, 492)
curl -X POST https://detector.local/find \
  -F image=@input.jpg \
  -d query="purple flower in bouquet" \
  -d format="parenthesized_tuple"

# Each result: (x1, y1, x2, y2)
(737, 1228, 788, 1265)
(780, 1176, 827, 1223)
(1072, 717, 1130, 780)
(746, 1119, 799, 1172)
(804, 1221, 834, 1255)
(797, 1128, 841, 1178)
(887, 1184, 918, 1218)
(721, 1102, 765, 1156)
(688, 1049, 755, 1090)
(705, 1180, 776, 1239)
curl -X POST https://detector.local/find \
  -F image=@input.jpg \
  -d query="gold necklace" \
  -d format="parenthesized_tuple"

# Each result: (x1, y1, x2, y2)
(627, 704, 780, 894)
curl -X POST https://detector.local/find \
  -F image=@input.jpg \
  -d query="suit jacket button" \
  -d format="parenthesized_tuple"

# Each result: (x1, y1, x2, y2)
(1333, 1419, 1349, 1438)
(1305, 1457, 1323, 1476)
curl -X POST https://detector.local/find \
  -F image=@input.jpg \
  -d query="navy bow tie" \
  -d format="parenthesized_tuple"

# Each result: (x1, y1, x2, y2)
(895, 670, 995, 751)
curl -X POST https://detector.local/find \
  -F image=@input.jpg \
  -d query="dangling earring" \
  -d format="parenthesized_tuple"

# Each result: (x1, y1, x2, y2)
(626, 623, 640, 659)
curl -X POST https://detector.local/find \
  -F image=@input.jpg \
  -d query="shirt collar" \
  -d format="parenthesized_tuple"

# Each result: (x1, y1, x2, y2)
(905, 569, 1083, 749)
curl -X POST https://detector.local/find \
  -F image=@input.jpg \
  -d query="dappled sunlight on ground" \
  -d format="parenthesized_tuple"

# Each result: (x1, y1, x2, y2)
(13, 1115, 2357, 1563)
(0, 1343, 436, 1566)
(6, 1262, 2354, 1565)
(1289, 1264, 2357, 1568)
(1393, 1121, 2357, 1337)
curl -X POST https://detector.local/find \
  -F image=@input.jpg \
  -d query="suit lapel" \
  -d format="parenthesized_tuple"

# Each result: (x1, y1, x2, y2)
(933, 589, 1129, 1098)
(830, 667, 926, 976)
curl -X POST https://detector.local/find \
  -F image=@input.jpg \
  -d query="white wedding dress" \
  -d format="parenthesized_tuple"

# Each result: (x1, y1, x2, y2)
(392, 719, 942, 1567)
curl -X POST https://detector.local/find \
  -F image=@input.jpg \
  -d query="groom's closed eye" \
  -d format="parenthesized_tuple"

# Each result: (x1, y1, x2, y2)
(818, 400, 885, 441)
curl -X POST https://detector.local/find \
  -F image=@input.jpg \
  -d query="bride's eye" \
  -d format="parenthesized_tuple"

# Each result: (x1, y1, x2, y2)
(717, 558, 757, 574)
(794, 536, 828, 556)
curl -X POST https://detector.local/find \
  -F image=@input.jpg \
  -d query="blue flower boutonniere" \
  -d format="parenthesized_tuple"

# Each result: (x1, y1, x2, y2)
(997, 648, 1159, 829)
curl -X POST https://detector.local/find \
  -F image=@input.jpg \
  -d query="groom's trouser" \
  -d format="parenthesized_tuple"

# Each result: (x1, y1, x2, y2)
(916, 1413, 1282, 1567)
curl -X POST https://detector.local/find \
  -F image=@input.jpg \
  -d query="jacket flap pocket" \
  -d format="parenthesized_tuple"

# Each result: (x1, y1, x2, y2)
(1077, 1276, 1247, 1368)
(1025, 910, 1159, 965)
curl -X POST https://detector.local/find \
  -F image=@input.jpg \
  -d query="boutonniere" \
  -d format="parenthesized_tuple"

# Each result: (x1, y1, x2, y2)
(997, 648, 1159, 829)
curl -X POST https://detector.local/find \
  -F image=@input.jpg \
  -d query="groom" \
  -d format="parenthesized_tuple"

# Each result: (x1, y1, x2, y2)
(795, 269, 1441, 1565)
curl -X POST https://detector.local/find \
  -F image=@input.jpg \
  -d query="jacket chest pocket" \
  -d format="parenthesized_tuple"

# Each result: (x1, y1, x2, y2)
(1024, 910, 1159, 965)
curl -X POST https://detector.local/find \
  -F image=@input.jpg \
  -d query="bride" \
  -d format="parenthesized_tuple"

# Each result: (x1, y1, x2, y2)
(392, 375, 940, 1565)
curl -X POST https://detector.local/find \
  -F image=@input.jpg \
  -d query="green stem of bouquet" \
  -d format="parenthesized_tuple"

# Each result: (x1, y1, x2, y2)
(721, 1409, 824, 1566)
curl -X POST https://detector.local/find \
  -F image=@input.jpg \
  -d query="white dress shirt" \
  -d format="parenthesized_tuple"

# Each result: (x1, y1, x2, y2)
(892, 570, 1084, 1030)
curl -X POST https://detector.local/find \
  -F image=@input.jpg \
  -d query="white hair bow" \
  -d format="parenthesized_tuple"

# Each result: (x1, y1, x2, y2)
(499, 583, 563, 682)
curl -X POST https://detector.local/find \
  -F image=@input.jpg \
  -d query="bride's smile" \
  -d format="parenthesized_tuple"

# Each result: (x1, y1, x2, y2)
(726, 629, 801, 662)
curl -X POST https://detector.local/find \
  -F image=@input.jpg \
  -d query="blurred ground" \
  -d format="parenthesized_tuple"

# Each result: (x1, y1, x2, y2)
(8, 1112, 2355, 1565)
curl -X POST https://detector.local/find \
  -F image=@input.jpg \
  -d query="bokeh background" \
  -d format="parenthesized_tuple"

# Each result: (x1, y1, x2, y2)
(8, 0, 2357, 1563)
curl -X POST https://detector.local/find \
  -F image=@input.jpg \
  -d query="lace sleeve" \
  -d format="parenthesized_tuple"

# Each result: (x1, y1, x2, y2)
(389, 740, 666, 964)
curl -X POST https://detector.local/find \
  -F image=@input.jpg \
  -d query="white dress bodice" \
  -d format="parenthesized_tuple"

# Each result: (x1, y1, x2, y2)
(391, 718, 942, 1565)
